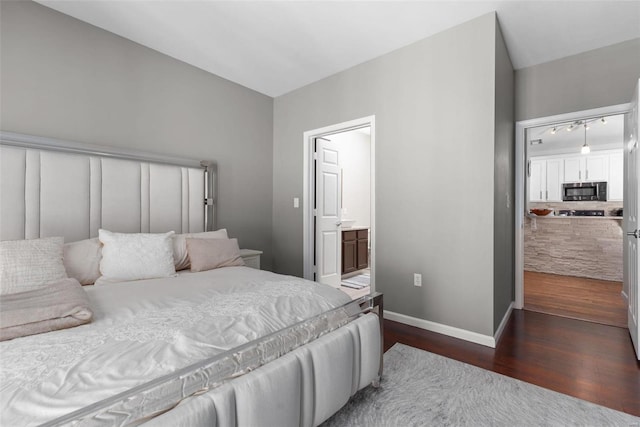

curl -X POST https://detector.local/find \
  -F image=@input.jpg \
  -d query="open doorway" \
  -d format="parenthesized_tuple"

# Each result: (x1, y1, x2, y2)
(302, 116, 376, 299)
(515, 106, 628, 327)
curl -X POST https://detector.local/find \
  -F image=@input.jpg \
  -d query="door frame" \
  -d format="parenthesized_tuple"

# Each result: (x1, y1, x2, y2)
(303, 115, 376, 291)
(514, 104, 630, 309)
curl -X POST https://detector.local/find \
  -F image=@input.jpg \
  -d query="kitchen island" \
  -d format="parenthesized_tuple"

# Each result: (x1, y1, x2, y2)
(524, 213, 623, 282)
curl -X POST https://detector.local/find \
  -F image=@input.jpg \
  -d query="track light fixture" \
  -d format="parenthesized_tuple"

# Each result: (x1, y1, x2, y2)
(540, 115, 612, 153)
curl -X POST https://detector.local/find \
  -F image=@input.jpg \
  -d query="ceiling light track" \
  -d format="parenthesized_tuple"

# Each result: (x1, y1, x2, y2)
(545, 116, 608, 135)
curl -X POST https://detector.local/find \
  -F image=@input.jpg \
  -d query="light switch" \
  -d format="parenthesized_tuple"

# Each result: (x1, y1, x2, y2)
(293, 197, 299, 208)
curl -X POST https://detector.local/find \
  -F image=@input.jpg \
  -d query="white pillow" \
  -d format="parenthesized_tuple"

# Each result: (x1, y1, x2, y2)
(172, 229, 229, 271)
(96, 230, 176, 285)
(0, 237, 67, 296)
(63, 238, 102, 285)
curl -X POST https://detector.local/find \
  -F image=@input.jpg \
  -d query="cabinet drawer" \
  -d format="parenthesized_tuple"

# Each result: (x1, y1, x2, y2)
(356, 229, 368, 239)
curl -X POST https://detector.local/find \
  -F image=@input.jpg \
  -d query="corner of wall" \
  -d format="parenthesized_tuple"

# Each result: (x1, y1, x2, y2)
(493, 16, 516, 333)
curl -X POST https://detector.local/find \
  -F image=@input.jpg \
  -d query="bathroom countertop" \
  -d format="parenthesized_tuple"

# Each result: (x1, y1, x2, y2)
(342, 226, 370, 231)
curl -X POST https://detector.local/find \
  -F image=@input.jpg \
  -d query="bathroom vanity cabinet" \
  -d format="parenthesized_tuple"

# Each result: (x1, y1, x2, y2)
(342, 228, 369, 274)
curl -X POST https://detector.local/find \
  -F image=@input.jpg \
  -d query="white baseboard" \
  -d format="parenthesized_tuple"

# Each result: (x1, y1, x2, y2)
(384, 310, 497, 348)
(493, 302, 514, 345)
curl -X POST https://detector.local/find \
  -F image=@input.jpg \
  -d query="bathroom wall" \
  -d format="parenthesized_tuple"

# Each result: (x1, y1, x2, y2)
(329, 129, 371, 228)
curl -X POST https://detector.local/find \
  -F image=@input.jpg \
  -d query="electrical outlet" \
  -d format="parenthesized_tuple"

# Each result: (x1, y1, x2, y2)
(413, 273, 422, 287)
(293, 197, 299, 208)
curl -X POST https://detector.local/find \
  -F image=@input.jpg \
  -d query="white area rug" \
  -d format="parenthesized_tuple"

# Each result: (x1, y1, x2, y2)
(322, 343, 640, 426)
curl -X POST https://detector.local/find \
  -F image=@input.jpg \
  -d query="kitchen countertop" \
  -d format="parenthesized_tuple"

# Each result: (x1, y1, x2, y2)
(528, 214, 622, 220)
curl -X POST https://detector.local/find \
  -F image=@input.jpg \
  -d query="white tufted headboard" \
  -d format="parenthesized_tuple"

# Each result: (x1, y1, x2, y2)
(0, 132, 215, 243)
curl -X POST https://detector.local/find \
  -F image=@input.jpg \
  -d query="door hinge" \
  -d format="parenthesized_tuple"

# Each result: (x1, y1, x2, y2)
(204, 198, 214, 206)
(313, 209, 317, 216)
(312, 265, 317, 273)
(313, 153, 318, 160)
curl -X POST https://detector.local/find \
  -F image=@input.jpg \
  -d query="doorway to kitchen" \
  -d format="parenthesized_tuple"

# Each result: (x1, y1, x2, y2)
(515, 105, 629, 328)
(302, 116, 375, 299)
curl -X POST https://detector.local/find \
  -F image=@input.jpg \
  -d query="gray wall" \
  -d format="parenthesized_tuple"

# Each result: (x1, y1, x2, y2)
(516, 38, 640, 121)
(273, 13, 501, 336)
(493, 20, 515, 332)
(0, 1, 275, 269)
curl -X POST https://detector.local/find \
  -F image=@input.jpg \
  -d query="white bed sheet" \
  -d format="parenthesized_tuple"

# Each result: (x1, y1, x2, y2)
(0, 267, 351, 426)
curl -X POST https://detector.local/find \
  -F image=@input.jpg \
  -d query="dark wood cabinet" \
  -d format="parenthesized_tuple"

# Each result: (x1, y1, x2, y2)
(342, 229, 368, 274)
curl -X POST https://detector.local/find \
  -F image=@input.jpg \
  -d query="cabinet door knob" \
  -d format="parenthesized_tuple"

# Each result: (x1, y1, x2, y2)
(335, 222, 342, 226)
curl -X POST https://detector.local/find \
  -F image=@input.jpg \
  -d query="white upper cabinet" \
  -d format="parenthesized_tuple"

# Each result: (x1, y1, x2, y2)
(563, 157, 582, 182)
(562, 154, 609, 183)
(530, 149, 622, 202)
(529, 160, 545, 201)
(546, 159, 563, 201)
(529, 158, 563, 202)
(584, 155, 608, 181)
(608, 152, 624, 201)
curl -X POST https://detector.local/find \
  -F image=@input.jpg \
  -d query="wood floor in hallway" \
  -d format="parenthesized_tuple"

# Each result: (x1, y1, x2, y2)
(524, 271, 627, 328)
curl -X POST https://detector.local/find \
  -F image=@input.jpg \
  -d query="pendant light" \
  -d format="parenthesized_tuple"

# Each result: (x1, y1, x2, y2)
(581, 122, 590, 154)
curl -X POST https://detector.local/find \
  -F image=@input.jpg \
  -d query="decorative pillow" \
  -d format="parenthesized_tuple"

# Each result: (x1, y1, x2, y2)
(96, 230, 176, 285)
(186, 238, 245, 272)
(63, 238, 102, 285)
(0, 237, 67, 296)
(0, 277, 93, 341)
(173, 229, 229, 271)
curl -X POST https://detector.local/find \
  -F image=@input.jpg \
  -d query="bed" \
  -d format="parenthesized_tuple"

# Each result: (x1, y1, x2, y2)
(0, 132, 382, 426)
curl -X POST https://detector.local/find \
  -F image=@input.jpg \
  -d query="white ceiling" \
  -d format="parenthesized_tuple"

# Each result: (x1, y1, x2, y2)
(36, 1, 640, 97)
(528, 114, 625, 156)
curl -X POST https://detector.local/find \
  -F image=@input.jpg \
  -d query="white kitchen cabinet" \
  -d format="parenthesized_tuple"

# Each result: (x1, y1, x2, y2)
(563, 154, 608, 183)
(563, 157, 582, 182)
(531, 149, 621, 202)
(608, 152, 624, 200)
(529, 160, 545, 201)
(529, 158, 562, 202)
(584, 155, 608, 181)
(545, 159, 563, 201)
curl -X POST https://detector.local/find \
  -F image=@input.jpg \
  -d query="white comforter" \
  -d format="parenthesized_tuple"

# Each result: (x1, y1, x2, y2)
(0, 267, 351, 426)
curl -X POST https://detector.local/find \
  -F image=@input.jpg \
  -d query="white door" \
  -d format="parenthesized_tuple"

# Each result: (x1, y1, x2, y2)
(624, 79, 640, 360)
(315, 137, 342, 288)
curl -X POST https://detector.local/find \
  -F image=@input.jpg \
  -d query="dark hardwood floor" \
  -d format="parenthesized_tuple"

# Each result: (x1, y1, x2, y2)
(524, 271, 627, 328)
(384, 310, 640, 417)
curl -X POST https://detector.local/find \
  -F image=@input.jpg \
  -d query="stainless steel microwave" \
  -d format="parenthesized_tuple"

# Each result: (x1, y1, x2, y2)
(562, 181, 607, 201)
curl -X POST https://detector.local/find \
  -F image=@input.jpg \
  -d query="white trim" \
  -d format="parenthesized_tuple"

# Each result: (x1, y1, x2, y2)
(622, 290, 629, 300)
(384, 310, 498, 348)
(302, 116, 376, 292)
(493, 302, 514, 345)
(514, 104, 630, 309)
